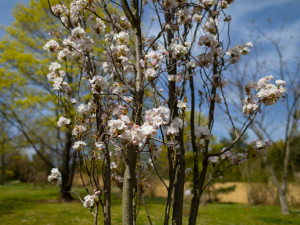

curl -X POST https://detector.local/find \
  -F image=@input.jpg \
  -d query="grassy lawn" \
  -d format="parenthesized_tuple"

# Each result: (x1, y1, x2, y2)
(0, 183, 299, 225)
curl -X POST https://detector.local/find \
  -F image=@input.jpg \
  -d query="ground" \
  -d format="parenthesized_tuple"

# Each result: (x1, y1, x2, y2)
(0, 183, 299, 225)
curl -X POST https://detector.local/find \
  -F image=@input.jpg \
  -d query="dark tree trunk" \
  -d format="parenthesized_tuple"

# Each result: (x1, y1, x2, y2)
(0, 152, 6, 185)
(188, 159, 208, 225)
(172, 133, 185, 225)
(60, 130, 75, 201)
(104, 147, 111, 225)
(164, 10, 185, 224)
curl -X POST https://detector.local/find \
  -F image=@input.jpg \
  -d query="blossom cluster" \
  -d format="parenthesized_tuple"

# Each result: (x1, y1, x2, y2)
(208, 150, 247, 165)
(243, 75, 286, 115)
(48, 168, 62, 186)
(83, 191, 100, 208)
(108, 106, 171, 146)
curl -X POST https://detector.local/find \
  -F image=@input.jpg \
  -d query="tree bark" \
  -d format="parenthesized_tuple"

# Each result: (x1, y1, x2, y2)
(122, 151, 137, 225)
(279, 190, 289, 215)
(264, 152, 289, 214)
(188, 75, 200, 225)
(280, 139, 291, 215)
(104, 147, 111, 225)
(172, 131, 185, 225)
(188, 158, 208, 225)
(189, 63, 218, 225)
(253, 123, 290, 215)
(60, 130, 75, 201)
(164, 147, 175, 225)
(120, 1, 144, 222)
(0, 152, 6, 185)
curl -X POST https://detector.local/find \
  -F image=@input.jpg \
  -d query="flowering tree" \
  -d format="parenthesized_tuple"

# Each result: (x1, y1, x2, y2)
(229, 21, 299, 214)
(45, 0, 286, 224)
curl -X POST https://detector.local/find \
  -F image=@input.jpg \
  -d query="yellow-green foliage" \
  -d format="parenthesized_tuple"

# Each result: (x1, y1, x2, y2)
(0, 0, 58, 113)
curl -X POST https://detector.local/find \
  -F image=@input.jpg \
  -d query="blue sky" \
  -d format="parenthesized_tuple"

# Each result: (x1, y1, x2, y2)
(1, 0, 299, 141)
(0, 0, 29, 37)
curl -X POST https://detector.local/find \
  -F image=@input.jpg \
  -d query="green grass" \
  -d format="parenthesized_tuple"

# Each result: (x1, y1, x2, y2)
(0, 183, 299, 224)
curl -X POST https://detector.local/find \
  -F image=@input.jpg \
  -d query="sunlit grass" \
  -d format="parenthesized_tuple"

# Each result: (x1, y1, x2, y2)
(0, 183, 299, 224)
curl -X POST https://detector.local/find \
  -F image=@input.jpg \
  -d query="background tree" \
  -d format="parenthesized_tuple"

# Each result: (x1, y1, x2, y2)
(0, 0, 78, 200)
(229, 21, 300, 214)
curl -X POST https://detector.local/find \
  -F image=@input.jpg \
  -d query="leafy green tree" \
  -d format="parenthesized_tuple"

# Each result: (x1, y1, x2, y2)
(0, 0, 77, 200)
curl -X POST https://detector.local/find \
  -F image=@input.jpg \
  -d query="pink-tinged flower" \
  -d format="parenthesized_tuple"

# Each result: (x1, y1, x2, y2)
(83, 195, 95, 208)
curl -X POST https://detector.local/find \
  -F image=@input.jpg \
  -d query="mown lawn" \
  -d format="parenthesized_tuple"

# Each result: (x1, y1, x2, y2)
(0, 183, 299, 225)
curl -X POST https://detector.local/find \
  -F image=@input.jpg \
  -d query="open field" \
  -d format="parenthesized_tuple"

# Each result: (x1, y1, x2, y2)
(0, 183, 300, 225)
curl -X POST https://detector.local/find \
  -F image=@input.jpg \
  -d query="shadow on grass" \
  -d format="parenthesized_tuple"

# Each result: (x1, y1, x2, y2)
(0, 184, 58, 216)
(289, 209, 300, 216)
(254, 210, 300, 224)
(254, 217, 289, 224)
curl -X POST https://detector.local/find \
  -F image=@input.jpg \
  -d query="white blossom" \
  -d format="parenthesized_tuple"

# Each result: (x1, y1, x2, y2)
(73, 141, 87, 150)
(91, 18, 106, 34)
(83, 195, 95, 208)
(48, 168, 62, 185)
(72, 125, 87, 136)
(208, 156, 219, 164)
(177, 100, 187, 110)
(195, 125, 210, 140)
(145, 68, 157, 79)
(166, 117, 183, 135)
(252, 139, 270, 150)
(57, 116, 71, 127)
(108, 119, 126, 133)
(43, 40, 60, 52)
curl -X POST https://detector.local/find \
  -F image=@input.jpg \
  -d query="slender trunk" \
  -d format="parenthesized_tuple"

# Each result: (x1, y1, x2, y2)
(279, 191, 289, 215)
(164, 147, 175, 225)
(281, 140, 291, 214)
(189, 63, 218, 225)
(188, 75, 200, 225)
(122, 150, 137, 225)
(94, 203, 99, 225)
(254, 123, 290, 215)
(172, 135, 185, 225)
(0, 152, 6, 185)
(60, 130, 74, 201)
(104, 147, 111, 225)
(264, 152, 289, 214)
(188, 158, 208, 225)
(120, 5, 144, 221)
(163, 11, 185, 224)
